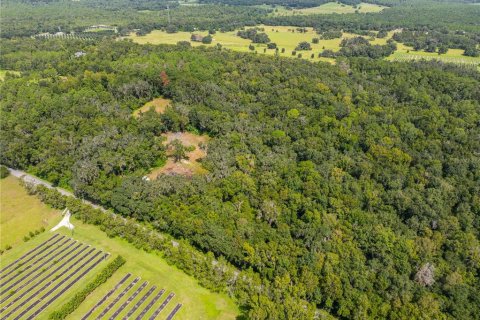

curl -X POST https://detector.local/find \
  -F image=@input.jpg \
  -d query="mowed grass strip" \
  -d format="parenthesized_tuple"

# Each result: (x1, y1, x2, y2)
(61, 219, 239, 320)
(0, 176, 61, 249)
(0, 177, 238, 319)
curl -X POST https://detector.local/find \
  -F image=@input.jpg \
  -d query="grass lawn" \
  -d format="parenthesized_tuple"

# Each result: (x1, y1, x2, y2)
(0, 176, 61, 249)
(0, 176, 239, 319)
(265, 2, 386, 15)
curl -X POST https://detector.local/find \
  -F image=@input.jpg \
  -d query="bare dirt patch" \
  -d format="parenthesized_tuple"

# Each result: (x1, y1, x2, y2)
(133, 97, 171, 118)
(148, 132, 209, 178)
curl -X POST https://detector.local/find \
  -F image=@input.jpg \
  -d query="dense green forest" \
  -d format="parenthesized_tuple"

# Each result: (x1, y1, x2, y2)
(2, 0, 479, 41)
(1, 38, 479, 319)
(198, 0, 479, 7)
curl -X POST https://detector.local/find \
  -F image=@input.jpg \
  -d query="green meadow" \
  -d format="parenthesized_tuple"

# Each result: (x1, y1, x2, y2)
(263, 1, 386, 16)
(129, 27, 480, 67)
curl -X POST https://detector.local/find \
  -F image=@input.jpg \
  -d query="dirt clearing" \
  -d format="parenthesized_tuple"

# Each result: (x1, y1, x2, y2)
(148, 132, 209, 178)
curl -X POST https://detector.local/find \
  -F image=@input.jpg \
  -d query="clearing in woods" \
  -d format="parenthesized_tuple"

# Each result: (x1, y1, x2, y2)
(263, 2, 386, 16)
(387, 43, 480, 69)
(148, 132, 209, 179)
(129, 27, 480, 67)
(0, 175, 61, 249)
(133, 97, 171, 118)
(129, 25, 363, 63)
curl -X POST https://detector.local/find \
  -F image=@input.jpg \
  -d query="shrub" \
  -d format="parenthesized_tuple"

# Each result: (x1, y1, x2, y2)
(202, 35, 213, 44)
(267, 42, 277, 49)
(176, 41, 191, 47)
(165, 25, 178, 34)
(48, 256, 126, 320)
(295, 41, 311, 51)
(0, 165, 9, 179)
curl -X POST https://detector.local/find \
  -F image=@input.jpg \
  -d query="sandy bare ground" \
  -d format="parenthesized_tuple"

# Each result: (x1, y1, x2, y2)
(148, 132, 209, 179)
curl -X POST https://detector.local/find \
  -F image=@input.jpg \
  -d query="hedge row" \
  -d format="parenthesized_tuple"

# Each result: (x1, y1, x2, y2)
(48, 255, 126, 320)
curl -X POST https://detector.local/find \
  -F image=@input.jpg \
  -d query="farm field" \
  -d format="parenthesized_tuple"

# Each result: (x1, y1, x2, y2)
(0, 176, 61, 249)
(263, 2, 386, 15)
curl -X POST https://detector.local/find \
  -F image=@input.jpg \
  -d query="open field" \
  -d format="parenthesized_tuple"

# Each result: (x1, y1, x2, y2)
(130, 27, 480, 67)
(0, 176, 238, 319)
(263, 2, 386, 15)
(0, 176, 61, 249)
(388, 43, 480, 68)
(148, 132, 209, 178)
(133, 97, 171, 118)
(128, 25, 358, 63)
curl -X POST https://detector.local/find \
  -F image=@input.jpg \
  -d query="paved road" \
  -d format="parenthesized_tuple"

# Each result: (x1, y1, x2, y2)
(8, 168, 72, 196)
(8, 167, 106, 211)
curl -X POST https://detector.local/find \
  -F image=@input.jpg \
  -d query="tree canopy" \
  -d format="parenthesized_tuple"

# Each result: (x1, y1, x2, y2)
(1, 38, 479, 319)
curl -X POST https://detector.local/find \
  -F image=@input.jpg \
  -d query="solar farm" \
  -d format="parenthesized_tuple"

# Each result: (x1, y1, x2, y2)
(0, 234, 181, 320)
(0, 176, 238, 320)
(81, 273, 181, 320)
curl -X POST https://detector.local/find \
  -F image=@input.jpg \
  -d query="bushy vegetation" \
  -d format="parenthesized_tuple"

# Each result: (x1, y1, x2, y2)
(0, 165, 9, 179)
(237, 28, 271, 43)
(22, 227, 46, 242)
(1, 38, 479, 319)
(338, 36, 397, 58)
(48, 255, 126, 320)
